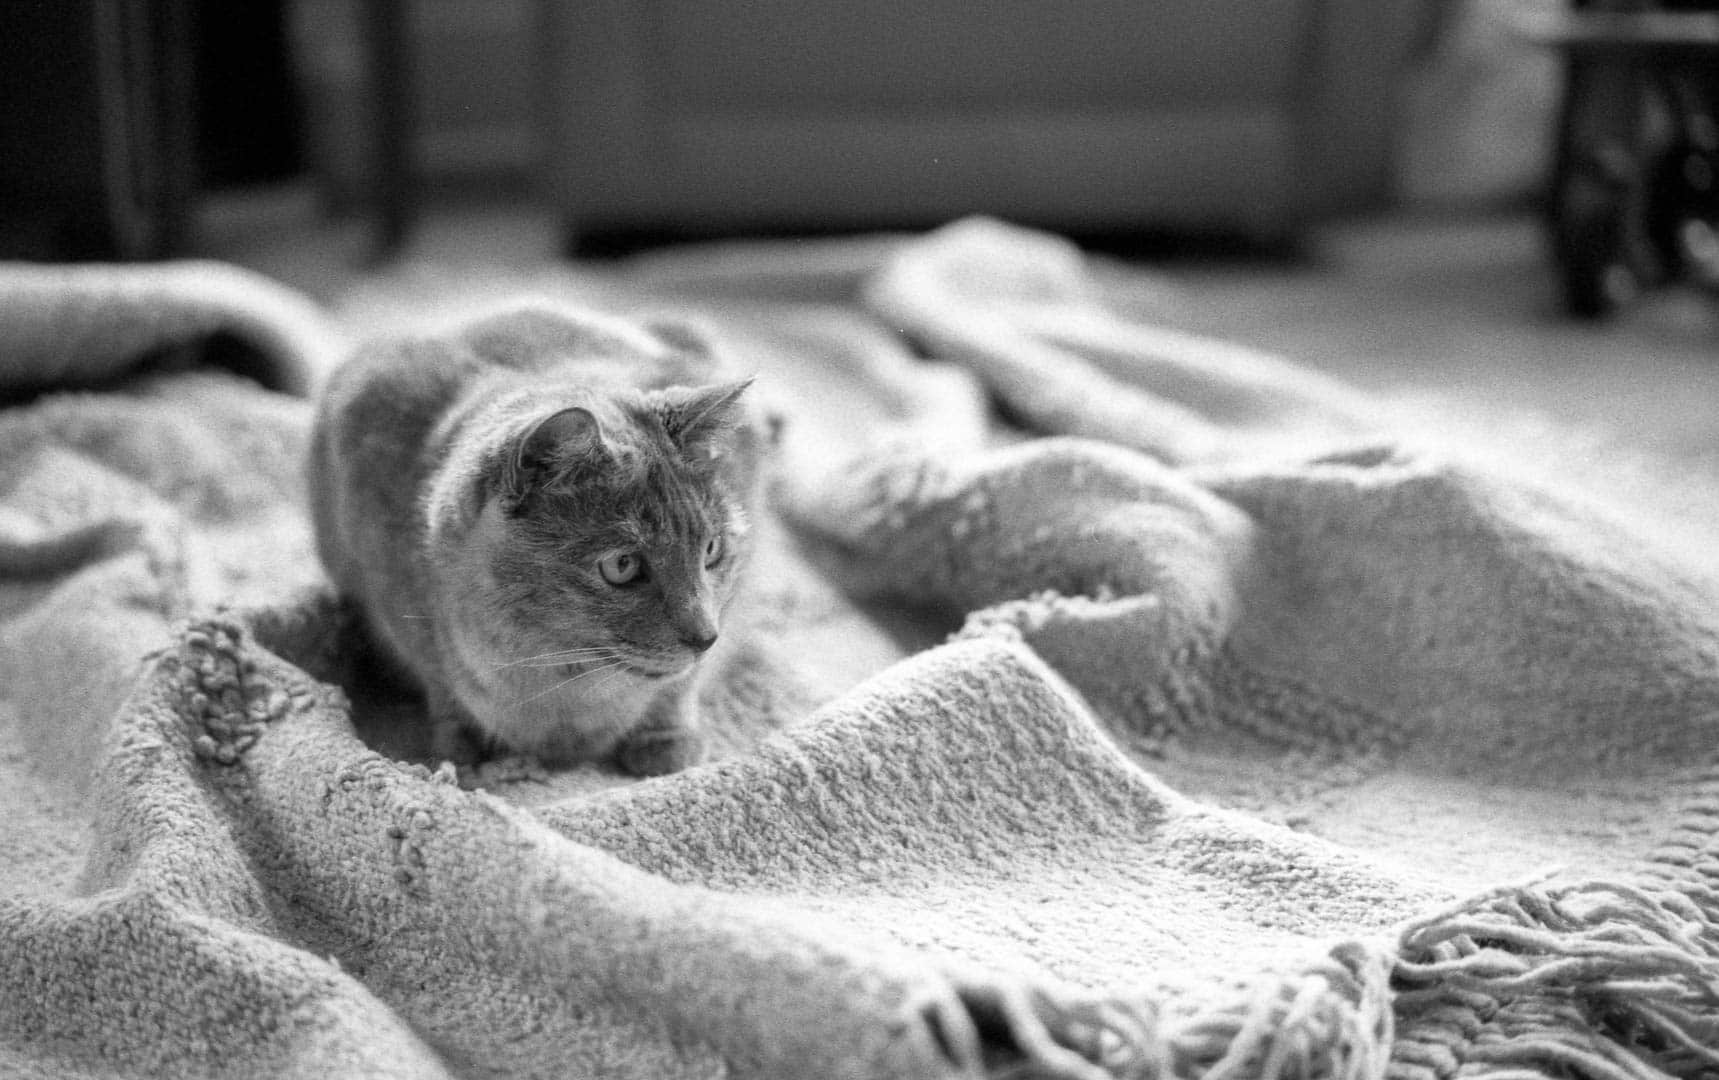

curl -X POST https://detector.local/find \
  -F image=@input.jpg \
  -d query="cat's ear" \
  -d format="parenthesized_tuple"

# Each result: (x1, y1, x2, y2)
(656, 378, 753, 453)
(508, 406, 604, 500)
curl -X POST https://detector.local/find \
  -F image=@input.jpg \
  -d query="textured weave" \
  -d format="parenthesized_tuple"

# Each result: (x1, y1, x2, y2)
(2, 226, 1717, 1079)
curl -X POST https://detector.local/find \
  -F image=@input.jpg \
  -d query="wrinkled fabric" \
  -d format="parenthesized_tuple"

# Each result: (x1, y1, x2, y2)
(2, 226, 1717, 1080)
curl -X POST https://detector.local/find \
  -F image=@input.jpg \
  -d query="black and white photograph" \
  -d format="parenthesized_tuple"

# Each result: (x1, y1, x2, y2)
(2, 2, 1718, 1077)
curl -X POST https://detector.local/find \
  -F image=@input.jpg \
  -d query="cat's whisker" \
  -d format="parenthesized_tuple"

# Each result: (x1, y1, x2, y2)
(506, 660, 632, 709)
(492, 658, 616, 674)
(492, 646, 616, 663)
(585, 663, 638, 694)
(505, 673, 589, 710)
(489, 647, 622, 671)
(508, 656, 625, 667)
(512, 651, 628, 670)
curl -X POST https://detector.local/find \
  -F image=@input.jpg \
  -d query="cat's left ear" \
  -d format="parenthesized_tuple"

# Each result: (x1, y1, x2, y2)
(657, 378, 753, 453)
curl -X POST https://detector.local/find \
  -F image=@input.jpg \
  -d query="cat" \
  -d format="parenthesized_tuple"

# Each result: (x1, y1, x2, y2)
(308, 304, 766, 777)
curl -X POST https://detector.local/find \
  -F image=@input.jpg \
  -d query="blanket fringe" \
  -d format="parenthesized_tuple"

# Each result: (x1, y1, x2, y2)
(1389, 874, 1719, 1080)
(1164, 944, 1393, 1080)
(961, 942, 1392, 1080)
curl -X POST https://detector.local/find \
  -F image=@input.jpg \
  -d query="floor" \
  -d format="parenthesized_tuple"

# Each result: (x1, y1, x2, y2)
(196, 188, 1719, 470)
(1155, 213, 1719, 467)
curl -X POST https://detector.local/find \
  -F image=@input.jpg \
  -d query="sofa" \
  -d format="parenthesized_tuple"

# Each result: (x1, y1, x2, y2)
(540, 0, 1438, 247)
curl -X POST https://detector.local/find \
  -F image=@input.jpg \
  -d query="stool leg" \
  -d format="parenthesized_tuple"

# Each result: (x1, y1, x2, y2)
(1650, 66, 1719, 289)
(1554, 59, 1661, 317)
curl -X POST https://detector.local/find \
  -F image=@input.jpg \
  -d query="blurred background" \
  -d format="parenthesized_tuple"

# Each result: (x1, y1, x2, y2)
(0, 0, 1567, 260)
(0, 0, 1714, 455)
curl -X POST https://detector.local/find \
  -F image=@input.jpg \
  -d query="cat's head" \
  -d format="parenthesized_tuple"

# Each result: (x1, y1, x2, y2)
(452, 377, 759, 683)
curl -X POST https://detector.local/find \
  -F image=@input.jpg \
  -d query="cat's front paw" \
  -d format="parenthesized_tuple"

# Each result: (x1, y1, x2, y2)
(431, 716, 493, 767)
(615, 728, 706, 777)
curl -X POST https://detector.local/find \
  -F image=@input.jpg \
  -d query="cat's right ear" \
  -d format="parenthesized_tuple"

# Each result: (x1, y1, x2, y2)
(506, 406, 603, 505)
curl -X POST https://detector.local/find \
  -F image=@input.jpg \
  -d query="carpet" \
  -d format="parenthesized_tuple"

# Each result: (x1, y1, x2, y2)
(2, 220, 1717, 1079)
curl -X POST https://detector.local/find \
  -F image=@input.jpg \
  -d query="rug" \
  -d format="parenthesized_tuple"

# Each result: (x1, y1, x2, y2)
(2, 221, 1717, 1079)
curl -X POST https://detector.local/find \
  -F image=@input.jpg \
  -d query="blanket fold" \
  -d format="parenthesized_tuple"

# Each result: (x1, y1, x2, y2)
(860, 219, 1377, 465)
(0, 260, 331, 400)
(3, 221, 1718, 1079)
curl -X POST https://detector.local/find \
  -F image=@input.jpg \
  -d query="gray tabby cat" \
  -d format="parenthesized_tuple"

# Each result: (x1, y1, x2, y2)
(308, 305, 765, 776)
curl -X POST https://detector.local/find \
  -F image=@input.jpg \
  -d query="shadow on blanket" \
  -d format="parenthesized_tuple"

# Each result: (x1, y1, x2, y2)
(2, 223, 1718, 1079)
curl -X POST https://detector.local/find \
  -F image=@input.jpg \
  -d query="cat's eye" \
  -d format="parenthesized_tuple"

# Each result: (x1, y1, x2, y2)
(598, 551, 645, 586)
(703, 535, 724, 567)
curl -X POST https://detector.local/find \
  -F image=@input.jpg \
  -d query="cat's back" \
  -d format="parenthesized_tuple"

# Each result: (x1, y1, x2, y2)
(461, 304, 725, 392)
(308, 331, 482, 593)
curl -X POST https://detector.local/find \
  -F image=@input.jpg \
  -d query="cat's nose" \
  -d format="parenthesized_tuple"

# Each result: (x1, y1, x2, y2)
(680, 628, 718, 654)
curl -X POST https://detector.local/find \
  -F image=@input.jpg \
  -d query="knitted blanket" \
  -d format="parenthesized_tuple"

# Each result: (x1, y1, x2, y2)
(3, 221, 1718, 1080)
